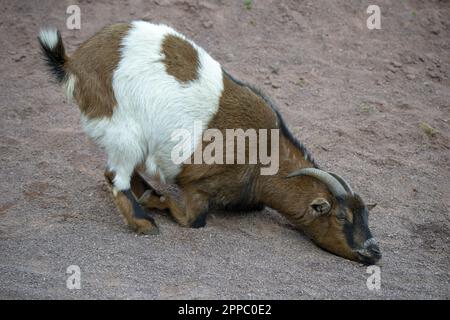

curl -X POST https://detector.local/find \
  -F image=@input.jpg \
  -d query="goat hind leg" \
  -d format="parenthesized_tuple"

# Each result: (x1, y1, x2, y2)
(131, 170, 164, 203)
(140, 186, 209, 228)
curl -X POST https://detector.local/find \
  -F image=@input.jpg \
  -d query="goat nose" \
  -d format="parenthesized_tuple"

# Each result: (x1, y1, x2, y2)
(357, 238, 382, 264)
(363, 237, 378, 249)
(365, 238, 381, 258)
(367, 244, 382, 260)
(357, 248, 381, 264)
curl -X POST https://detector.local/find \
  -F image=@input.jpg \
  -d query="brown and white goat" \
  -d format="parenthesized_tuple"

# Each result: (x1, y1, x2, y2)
(38, 21, 381, 264)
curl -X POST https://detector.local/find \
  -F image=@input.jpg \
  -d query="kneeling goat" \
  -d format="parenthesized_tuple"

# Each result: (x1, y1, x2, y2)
(38, 21, 381, 264)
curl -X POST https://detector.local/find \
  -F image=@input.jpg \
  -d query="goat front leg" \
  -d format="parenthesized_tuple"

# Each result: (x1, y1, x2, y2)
(104, 170, 159, 235)
(139, 186, 209, 228)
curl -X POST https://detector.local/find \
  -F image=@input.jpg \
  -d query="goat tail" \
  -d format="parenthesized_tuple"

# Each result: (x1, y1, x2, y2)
(38, 28, 69, 83)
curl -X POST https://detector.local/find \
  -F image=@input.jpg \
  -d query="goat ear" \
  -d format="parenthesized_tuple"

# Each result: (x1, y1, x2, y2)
(367, 203, 377, 212)
(310, 198, 331, 216)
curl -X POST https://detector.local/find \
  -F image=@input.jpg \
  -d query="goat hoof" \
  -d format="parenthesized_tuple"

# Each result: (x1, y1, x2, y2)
(134, 218, 159, 235)
(190, 212, 207, 228)
(138, 226, 160, 235)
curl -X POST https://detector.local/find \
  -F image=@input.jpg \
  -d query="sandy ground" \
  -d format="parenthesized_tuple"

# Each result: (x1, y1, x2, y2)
(0, 0, 449, 299)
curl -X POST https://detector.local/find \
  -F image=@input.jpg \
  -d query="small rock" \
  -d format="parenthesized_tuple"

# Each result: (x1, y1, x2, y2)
(390, 61, 402, 68)
(427, 71, 440, 80)
(430, 26, 440, 35)
(13, 55, 25, 62)
(403, 54, 416, 65)
(419, 122, 438, 137)
(199, 1, 218, 10)
(271, 83, 281, 89)
(224, 53, 234, 62)
(202, 20, 213, 29)
(269, 64, 280, 75)
(404, 67, 417, 80)
(295, 77, 307, 87)
(397, 102, 412, 110)
(387, 65, 397, 73)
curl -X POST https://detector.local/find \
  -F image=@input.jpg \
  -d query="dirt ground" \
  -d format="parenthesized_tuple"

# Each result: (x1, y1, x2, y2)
(0, 0, 449, 299)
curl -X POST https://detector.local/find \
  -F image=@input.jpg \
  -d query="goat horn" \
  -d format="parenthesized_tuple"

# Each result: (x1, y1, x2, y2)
(328, 172, 354, 195)
(287, 168, 348, 197)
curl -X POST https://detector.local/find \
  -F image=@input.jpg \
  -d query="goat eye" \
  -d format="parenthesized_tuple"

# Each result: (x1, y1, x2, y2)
(310, 198, 331, 215)
(311, 203, 330, 215)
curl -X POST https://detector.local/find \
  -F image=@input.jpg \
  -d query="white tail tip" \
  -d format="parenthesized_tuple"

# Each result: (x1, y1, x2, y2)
(38, 28, 59, 49)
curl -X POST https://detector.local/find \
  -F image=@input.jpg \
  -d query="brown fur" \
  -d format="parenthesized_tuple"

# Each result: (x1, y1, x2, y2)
(141, 185, 208, 227)
(306, 212, 357, 260)
(66, 23, 131, 118)
(104, 170, 158, 234)
(112, 188, 156, 234)
(161, 34, 199, 83)
(176, 73, 279, 208)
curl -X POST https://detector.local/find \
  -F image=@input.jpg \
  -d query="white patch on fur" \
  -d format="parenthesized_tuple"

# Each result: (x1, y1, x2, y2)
(38, 28, 59, 49)
(63, 73, 76, 100)
(81, 21, 223, 190)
